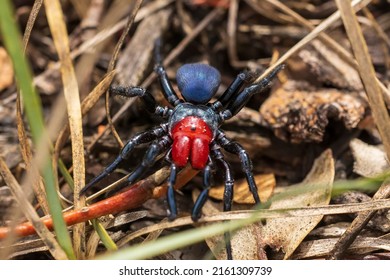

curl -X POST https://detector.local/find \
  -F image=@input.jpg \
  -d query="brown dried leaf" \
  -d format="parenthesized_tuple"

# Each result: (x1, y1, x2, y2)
(198, 194, 263, 259)
(0, 47, 14, 91)
(261, 149, 334, 259)
(208, 174, 275, 204)
(350, 138, 389, 178)
(260, 81, 366, 143)
(199, 174, 274, 259)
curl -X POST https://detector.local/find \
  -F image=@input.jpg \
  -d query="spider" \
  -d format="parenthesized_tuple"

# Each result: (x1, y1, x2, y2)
(81, 39, 283, 255)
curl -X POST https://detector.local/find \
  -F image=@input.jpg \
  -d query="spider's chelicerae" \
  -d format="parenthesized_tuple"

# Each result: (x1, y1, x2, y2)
(81, 40, 283, 256)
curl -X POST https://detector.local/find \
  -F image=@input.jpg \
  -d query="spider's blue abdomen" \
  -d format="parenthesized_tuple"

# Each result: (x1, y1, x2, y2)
(176, 63, 221, 104)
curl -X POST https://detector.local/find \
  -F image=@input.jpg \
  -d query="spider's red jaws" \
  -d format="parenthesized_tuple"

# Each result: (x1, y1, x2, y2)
(171, 116, 213, 169)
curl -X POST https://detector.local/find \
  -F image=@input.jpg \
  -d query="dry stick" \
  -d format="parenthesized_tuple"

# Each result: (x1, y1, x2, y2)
(262, 0, 390, 106)
(105, 0, 143, 149)
(328, 0, 390, 260)
(86, 7, 225, 152)
(253, 0, 372, 83)
(227, 0, 240, 68)
(118, 188, 390, 246)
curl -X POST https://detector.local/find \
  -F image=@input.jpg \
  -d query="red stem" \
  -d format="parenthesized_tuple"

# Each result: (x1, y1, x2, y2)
(0, 167, 198, 239)
(0, 180, 152, 239)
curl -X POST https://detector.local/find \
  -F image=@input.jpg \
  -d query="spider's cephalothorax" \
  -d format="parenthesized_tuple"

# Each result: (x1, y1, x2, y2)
(81, 39, 283, 259)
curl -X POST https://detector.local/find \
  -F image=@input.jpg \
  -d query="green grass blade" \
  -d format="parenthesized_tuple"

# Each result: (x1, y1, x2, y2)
(91, 219, 118, 251)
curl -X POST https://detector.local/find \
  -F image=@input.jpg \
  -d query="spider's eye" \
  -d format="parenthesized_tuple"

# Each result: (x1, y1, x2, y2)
(176, 63, 221, 104)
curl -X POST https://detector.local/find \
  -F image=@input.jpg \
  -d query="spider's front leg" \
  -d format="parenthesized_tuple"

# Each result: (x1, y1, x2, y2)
(219, 64, 284, 120)
(80, 125, 168, 195)
(154, 38, 182, 106)
(110, 85, 171, 118)
(211, 70, 253, 111)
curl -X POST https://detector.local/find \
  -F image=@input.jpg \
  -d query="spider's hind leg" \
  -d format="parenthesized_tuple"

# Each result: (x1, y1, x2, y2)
(211, 145, 235, 260)
(191, 161, 214, 221)
(216, 130, 261, 205)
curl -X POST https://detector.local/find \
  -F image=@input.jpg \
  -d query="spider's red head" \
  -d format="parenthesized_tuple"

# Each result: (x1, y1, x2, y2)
(176, 63, 221, 104)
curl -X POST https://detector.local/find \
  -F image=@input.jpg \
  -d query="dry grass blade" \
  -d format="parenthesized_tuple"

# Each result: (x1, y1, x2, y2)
(326, 1, 390, 259)
(22, 0, 43, 52)
(44, 0, 85, 258)
(54, 70, 116, 165)
(335, 0, 390, 158)
(294, 235, 390, 259)
(0, 156, 67, 260)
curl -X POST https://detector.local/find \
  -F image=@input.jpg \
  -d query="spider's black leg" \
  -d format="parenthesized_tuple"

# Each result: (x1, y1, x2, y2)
(80, 125, 168, 195)
(216, 130, 260, 204)
(154, 38, 182, 106)
(167, 162, 178, 220)
(191, 161, 213, 221)
(110, 85, 171, 118)
(211, 145, 234, 260)
(210, 71, 250, 111)
(126, 135, 172, 186)
(219, 64, 284, 120)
